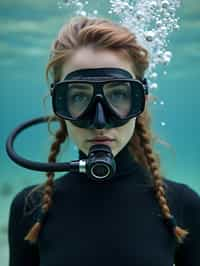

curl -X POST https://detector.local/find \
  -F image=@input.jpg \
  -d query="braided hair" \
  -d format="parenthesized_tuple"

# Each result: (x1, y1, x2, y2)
(24, 16, 189, 245)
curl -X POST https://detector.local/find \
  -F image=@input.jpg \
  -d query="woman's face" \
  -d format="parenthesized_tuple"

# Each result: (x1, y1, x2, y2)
(60, 47, 146, 157)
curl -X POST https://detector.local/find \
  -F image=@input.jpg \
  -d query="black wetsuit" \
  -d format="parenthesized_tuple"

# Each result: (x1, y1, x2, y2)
(8, 144, 200, 266)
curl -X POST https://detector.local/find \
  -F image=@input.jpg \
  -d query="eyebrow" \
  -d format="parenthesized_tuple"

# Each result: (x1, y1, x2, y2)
(105, 81, 130, 88)
(68, 84, 92, 89)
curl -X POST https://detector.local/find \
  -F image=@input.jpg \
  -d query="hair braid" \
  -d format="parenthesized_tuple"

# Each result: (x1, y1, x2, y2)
(24, 117, 67, 244)
(135, 112, 189, 244)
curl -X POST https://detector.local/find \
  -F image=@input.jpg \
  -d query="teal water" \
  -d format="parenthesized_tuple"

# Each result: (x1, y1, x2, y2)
(1, 0, 200, 265)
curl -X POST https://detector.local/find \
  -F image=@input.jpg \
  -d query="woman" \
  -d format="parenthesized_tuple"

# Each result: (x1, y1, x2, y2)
(8, 16, 200, 266)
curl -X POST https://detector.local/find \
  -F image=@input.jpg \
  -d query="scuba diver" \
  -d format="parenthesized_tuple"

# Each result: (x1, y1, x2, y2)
(7, 16, 200, 266)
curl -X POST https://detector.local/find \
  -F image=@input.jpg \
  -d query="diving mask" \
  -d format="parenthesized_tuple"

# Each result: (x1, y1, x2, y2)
(50, 68, 148, 128)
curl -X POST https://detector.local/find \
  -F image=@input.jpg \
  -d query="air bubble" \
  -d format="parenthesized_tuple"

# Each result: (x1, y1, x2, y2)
(150, 1, 157, 9)
(136, 11, 144, 20)
(77, 2, 84, 8)
(161, 0, 170, 9)
(161, 121, 166, 126)
(93, 10, 98, 15)
(79, 10, 87, 16)
(150, 72, 158, 79)
(150, 83, 158, 89)
(156, 20, 162, 27)
(174, 24, 180, 30)
(144, 31, 156, 42)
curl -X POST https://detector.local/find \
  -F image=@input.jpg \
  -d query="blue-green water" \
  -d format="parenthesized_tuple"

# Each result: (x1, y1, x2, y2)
(1, 0, 200, 265)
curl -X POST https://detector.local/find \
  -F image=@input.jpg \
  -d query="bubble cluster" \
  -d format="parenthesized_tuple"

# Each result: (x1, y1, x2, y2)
(57, 0, 96, 17)
(109, 0, 181, 91)
(57, 0, 181, 93)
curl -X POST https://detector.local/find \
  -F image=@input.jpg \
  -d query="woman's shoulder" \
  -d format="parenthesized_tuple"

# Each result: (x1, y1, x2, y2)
(9, 183, 44, 222)
(163, 178, 200, 223)
(163, 177, 200, 201)
(11, 184, 39, 208)
(164, 178, 200, 261)
(10, 173, 70, 214)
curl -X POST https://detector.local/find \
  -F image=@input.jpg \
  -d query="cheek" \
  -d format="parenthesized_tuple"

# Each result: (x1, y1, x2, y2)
(65, 121, 87, 142)
(119, 118, 136, 141)
(65, 121, 73, 138)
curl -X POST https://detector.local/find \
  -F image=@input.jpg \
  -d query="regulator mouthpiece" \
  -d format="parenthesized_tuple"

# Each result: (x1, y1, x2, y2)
(69, 144, 116, 181)
(87, 144, 116, 181)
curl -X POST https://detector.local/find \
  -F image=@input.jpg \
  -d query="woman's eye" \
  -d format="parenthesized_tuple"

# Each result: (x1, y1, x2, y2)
(70, 93, 89, 103)
(110, 90, 128, 100)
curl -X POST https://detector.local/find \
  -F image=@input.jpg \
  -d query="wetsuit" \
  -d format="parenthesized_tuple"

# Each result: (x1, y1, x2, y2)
(8, 144, 200, 266)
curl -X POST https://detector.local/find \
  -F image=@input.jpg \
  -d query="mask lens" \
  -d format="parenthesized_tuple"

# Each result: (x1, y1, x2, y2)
(103, 81, 132, 118)
(67, 83, 93, 118)
(54, 82, 93, 119)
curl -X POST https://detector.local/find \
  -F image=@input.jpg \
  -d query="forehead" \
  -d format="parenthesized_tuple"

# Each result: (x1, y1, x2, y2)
(61, 47, 136, 80)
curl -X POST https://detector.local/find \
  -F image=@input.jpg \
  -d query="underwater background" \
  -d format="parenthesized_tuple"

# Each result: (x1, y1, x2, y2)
(0, 0, 200, 265)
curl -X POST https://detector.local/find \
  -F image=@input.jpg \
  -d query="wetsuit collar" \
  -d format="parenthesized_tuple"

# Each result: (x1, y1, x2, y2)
(78, 143, 151, 184)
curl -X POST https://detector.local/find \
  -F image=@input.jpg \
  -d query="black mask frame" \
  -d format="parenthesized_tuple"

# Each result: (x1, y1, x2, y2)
(50, 68, 149, 128)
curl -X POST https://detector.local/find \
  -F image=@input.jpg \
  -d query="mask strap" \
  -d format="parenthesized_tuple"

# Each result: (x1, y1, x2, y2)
(141, 78, 149, 95)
